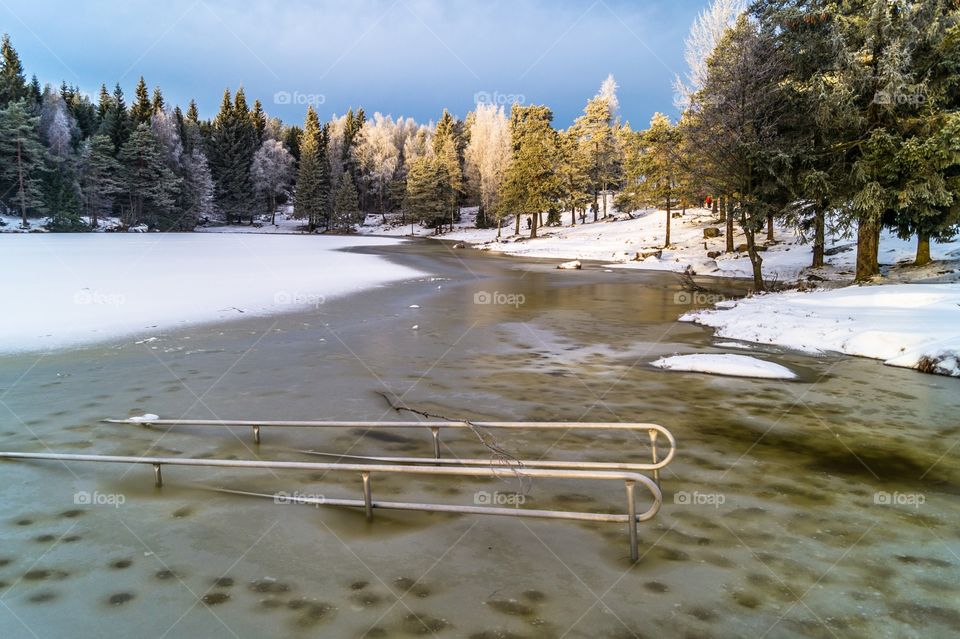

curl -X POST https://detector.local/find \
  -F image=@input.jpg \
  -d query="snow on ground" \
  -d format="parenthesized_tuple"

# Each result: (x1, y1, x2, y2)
(685, 283, 960, 377)
(650, 353, 798, 379)
(0, 233, 422, 353)
(361, 207, 960, 285)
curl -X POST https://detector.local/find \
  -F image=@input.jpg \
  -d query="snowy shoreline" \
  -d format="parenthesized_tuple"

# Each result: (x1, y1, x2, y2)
(686, 284, 960, 377)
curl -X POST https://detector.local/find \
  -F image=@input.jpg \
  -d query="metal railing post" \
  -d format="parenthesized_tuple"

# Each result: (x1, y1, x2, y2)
(648, 429, 660, 488)
(153, 464, 163, 487)
(253, 425, 261, 445)
(625, 480, 638, 562)
(361, 472, 373, 521)
(430, 427, 441, 459)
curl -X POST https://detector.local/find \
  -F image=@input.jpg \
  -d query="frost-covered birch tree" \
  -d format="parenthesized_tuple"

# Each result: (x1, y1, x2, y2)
(673, 0, 747, 111)
(465, 103, 511, 228)
(251, 138, 295, 223)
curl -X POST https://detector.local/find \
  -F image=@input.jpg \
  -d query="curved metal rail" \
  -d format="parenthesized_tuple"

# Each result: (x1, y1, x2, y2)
(105, 418, 676, 485)
(0, 451, 661, 561)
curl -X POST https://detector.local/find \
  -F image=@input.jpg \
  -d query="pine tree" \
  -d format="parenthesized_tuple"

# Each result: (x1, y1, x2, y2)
(432, 109, 464, 230)
(404, 156, 447, 230)
(617, 113, 680, 247)
(78, 134, 121, 227)
(0, 34, 28, 108)
(117, 123, 180, 228)
(96, 84, 111, 122)
(151, 86, 165, 114)
(501, 104, 560, 238)
(331, 171, 359, 232)
(293, 107, 332, 230)
(99, 83, 130, 154)
(251, 98, 266, 141)
(28, 75, 41, 109)
(0, 99, 47, 225)
(130, 76, 152, 126)
(570, 79, 621, 220)
(284, 125, 302, 162)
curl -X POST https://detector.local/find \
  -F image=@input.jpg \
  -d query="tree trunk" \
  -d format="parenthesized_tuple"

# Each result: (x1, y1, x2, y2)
(712, 197, 719, 221)
(766, 215, 774, 242)
(854, 218, 881, 281)
(270, 193, 277, 225)
(593, 189, 598, 222)
(812, 206, 825, 268)
(743, 213, 765, 292)
(664, 192, 671, 248)
(497, 216, 502, 239)
(718, 195, 726, 223)
(515, 213, 521, 236)
(915, 231, 931, 266)
(530, 209, 538, 239)
(17, 139, 27, 228)
(570, 203, 576, 226)
(725, 197, 734, 253)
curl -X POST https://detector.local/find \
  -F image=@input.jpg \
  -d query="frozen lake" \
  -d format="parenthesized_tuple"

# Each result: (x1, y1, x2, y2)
(0, 233, 423, 353)
(0, 238, 958, 638)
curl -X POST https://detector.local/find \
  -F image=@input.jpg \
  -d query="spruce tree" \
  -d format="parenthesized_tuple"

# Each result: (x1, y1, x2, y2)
(130, 76, 152, 126)
(294, 106, 328, 230)
(99, 84, 130, 154)
(501, 104, 560, 238)
(117, 123, 180, 228)
(251, 98, 266, 141)
(151, 86, 165, 114)
(331, 171, 359, 232)
(0, 98, 47, 225)
(78, 134, 121, 227)
(0, 34, 28, 108)
(404, 156, 447, 230)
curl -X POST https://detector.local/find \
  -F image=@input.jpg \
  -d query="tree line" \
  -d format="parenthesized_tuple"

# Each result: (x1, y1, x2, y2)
(1, 0, 957, 288)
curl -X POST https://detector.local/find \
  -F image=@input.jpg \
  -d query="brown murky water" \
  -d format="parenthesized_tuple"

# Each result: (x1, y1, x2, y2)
(0, 238, 958, 639)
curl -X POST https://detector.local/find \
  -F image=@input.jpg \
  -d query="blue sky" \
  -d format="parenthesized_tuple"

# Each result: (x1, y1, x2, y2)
(1, 0, 705, 128)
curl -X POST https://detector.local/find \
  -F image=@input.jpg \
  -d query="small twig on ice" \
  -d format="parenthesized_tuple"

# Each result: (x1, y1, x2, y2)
(374, 391, 529, 492)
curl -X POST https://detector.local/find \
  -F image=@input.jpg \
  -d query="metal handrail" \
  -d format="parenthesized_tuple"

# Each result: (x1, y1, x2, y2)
(105, 418, 676, 485)
(0, 451, 661, 561)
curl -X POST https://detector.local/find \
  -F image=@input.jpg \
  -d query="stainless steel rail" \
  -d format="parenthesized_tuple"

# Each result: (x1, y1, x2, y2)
(105, 418, 676, 485)
(0, 451, 661, 561)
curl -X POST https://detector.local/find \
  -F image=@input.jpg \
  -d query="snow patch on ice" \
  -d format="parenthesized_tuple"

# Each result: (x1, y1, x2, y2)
(651, 354, 798, 379)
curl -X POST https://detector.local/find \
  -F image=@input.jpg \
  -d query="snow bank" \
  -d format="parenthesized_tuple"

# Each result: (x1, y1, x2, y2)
(651, 354, 798, 379)
(684, 284, 960, 376)
(0, 234, 422, 353)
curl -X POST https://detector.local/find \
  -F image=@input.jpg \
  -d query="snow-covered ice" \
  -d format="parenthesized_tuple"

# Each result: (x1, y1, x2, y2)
(684, 284, 960, 376)
(0, 234, 422, 353)
(651, 353, 798, 379)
